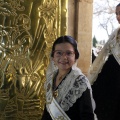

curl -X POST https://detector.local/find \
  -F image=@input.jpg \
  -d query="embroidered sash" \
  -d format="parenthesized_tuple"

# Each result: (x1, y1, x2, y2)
(46, 97, 70, 120)
(45, 71, 70, 120)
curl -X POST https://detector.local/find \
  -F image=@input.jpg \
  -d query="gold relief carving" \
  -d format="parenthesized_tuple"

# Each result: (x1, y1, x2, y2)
(0, 0, 67, 119)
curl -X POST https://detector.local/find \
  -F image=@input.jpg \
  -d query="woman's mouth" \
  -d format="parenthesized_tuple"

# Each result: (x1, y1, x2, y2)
(59, 62, 68, 65)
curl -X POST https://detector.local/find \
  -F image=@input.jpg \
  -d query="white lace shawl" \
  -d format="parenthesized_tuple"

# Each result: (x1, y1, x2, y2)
(45, 66, 95, 112)
(87, 27, 120, 85)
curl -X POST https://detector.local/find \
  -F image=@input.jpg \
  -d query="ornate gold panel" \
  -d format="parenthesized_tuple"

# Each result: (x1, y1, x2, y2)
(0, 0, 67, 119)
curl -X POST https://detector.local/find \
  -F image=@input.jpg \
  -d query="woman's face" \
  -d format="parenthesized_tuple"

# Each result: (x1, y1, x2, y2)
(52, 42, 76, 72)
(116, 6, 120, 24)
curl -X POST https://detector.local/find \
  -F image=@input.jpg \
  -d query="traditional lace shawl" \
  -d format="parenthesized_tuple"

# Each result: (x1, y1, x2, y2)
(45, 66, 95, 111)
(87, 27, 120, 85)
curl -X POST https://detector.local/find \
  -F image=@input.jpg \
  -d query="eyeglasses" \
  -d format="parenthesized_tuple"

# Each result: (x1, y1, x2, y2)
(53, 50, 75, 57)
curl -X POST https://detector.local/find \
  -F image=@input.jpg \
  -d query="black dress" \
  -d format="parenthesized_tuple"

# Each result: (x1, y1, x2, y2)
(92, 55, 120, 120)
(41, 88, 94, 120)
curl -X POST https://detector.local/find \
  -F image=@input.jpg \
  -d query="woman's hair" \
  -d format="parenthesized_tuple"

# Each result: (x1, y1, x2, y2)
(51, 35, 80, 59)
(116, 3, 120, 7)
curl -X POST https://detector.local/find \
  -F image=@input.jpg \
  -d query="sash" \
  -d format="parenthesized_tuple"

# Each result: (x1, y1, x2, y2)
(45, 72, 71, 120)
(46, 97, 70, 120)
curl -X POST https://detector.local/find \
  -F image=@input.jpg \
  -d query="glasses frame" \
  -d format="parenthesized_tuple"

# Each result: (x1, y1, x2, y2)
(53, 50, 75, 57)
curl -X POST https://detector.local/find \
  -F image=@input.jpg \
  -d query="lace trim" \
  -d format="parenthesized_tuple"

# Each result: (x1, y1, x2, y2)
(46, 69, 89, 111)
(58, 75, 87, 111)
(87, 28, 119, 85)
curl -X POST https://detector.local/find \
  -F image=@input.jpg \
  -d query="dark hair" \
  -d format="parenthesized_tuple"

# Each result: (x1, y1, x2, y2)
(116, 3, 120, 7)
(51, 35, 79, 59)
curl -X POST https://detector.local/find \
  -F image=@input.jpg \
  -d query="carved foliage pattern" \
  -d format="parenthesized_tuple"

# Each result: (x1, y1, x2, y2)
(0, 0, 67, 119)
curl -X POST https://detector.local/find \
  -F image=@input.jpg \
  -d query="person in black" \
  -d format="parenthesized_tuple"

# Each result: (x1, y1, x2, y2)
(42, 35, 96, 120)
(88, 3, 120, 120)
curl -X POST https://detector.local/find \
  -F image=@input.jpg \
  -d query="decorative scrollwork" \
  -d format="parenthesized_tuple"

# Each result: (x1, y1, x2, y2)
(0, 0, 67, 119)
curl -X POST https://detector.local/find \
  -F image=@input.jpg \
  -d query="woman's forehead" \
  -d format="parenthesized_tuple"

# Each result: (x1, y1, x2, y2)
(55, 43, 74, 50)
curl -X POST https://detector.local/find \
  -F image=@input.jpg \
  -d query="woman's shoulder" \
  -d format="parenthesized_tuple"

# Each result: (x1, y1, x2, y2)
(109, 27, 120, 41)
(72, 67, 87, 80)
(72, 68, 92, 91)
(72, 68, 89, 86)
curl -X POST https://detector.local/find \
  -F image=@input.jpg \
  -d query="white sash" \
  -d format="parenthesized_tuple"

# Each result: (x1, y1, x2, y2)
(46, 97, 70, 120)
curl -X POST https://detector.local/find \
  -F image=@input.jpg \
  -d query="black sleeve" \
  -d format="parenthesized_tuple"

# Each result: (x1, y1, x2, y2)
(79, 88, 95, 120)
(65, 88, 95, 120)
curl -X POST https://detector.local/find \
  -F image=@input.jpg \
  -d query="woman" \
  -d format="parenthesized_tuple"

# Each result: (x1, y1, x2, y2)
(41, 35, 96, 120)
(88, 3, 120, 120)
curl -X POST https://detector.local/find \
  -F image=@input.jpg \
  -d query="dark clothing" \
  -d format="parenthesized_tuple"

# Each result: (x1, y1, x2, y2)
(92, 55, 120, 120)
(92, 50, 96, 63)
(41, 88, 94, 120)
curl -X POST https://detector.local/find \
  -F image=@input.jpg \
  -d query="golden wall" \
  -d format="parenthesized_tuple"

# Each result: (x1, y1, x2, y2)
(0, 0, 67, 119)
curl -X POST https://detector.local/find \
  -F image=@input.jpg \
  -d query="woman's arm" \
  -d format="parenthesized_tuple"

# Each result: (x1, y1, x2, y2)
(79, 88, 95, 120)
